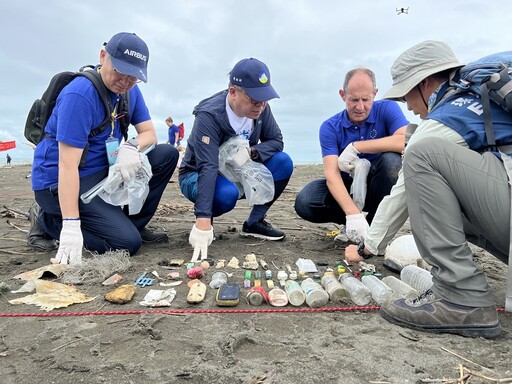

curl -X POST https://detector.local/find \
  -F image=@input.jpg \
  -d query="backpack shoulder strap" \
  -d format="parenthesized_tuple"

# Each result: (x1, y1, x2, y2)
(77, 70, 113, 137)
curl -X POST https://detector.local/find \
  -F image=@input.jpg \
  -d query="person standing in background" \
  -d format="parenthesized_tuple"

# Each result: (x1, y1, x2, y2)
(166, 116, 180, 147)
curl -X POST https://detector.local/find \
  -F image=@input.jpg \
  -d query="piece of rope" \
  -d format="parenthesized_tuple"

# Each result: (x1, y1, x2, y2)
(0, 306, 507, 318)
(1, 306, 380, 317)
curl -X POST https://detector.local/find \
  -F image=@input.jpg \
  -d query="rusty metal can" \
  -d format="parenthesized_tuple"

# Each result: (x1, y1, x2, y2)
(246, 287, 268, 306)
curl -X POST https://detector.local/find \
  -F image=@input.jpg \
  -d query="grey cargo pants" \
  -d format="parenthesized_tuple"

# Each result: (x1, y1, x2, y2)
(403, 137, 510, 307)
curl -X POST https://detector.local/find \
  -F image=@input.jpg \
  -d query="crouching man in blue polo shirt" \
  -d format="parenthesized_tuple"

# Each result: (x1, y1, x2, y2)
(29, 32, 179, 264)
(294, 68, 408, 243)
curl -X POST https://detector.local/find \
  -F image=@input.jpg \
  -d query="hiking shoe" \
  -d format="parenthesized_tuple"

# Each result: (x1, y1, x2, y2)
(27, 202, 58, 252)
(241, 219, 285, 241)
(380, 289, 500, 339)
(140, 227, 168, 244)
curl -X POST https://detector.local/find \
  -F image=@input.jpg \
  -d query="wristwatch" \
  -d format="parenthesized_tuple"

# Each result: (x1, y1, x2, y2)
(357, 241, 373, 260)
(126, 138, 140, 150)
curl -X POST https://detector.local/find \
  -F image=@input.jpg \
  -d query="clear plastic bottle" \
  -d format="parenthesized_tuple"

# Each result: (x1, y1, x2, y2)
(284, 280, 306, 306)
(382, 275, 419, 300)
(300, 278, 329, 308)
(400, 265, 433, 294)
(361, 275, 393, 304)
(321, 272, 349, 302)
(338, 273, 372, 306)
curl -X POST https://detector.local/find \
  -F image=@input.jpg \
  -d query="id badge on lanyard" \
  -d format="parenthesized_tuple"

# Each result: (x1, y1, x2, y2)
(105, 104, 119, 166)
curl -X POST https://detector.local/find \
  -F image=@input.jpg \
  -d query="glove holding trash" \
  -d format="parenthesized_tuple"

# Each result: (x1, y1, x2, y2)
(345, 213, 369, 243)
(350, 158, 371, 211)
(338, 142, 360, 173)
(115, 142, 142, 182)
(218, 136, 275, 206)
(228, 145, 251, 168)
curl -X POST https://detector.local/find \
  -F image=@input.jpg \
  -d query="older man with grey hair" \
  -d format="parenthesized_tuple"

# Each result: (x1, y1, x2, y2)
(345, 40, 512, 338)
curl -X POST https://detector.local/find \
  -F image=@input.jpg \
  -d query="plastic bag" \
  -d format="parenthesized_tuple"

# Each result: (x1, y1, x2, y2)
(98, 152, 153, 215)
(218, 136, 274, 206)
(350, 158, 371, 211)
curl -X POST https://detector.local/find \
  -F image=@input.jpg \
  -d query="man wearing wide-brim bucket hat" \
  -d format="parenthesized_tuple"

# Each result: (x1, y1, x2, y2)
(345, 40, 512, 339)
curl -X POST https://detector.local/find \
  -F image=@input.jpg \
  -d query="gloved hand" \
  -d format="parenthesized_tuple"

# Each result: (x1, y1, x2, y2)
(345, 213, 369, 243)
(53, 220, 83, 265)
(229, 146, 251, 168)
(115, 143, 141, 182)
(189, 224, 214, 261)
(337, 142, 360, 173)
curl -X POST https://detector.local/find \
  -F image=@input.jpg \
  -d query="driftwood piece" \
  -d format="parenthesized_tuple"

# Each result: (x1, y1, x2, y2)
(2, 205, 30, 219)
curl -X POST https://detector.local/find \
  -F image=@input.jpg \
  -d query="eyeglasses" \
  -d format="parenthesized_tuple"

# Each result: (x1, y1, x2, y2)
(112, 67, 142, 84)
(234, 86, 266, 106)
(106, 54, 141, 84)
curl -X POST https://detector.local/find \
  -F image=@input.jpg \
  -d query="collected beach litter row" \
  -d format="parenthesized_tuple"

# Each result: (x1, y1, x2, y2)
(5, 248, 433, 311)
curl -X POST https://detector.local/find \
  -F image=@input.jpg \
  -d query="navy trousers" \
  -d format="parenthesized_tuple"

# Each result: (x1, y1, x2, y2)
(294, 152, 401, 225)
(35, 144, 179, 255)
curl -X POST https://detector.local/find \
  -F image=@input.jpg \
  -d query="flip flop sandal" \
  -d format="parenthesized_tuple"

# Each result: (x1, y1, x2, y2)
(187, 281, 206, 304)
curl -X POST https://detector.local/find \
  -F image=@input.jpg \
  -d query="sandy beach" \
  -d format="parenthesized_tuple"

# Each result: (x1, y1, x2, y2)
(0, 164, 510, 384)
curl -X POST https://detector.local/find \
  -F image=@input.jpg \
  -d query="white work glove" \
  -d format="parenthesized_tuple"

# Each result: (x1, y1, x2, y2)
(229, 146, 251, 168)
(53, 220, 83, 265)
(338, 142, 360, 173)
(345, 213, 369, 243)
(189, 224, 214, 262)
(114, 143, 141, 182)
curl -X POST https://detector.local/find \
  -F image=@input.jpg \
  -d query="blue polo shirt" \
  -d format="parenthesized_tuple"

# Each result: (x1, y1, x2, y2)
(168, 124, 180, 144)
(319, 99, 408, 163)
(31, 75, 151, 190)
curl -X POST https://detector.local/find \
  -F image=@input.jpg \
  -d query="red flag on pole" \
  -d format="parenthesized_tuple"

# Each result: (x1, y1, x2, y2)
(0, 141, 16, 151)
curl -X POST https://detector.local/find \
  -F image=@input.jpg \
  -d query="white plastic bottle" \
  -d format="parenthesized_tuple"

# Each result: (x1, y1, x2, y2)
(284, 280, 306, 306)
(338, 273, 372, 306)
(300, 278, 329, 308)
(382, 275, 419, 300)
(361, 275, 393, 304)
(400, 265, 433, 294)
(321, 272, 349, 301)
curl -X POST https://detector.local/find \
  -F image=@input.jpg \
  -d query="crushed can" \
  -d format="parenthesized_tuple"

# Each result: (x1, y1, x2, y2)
(246, 286, 268, 306)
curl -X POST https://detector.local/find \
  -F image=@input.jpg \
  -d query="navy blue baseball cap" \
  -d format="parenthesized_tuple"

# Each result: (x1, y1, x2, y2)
(104, 32, 149, 83)
(230, 58, 279, 102)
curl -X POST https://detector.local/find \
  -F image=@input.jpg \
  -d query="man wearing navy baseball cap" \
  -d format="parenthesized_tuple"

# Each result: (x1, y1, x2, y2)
(28, 32, 179, 265)
(104, 32, 149, 83)
(179, 58, 293, 261)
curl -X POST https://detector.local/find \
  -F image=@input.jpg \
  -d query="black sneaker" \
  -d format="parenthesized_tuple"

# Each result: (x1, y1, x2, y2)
(241, 219, 285, 241)
(380, 289, 501, 339)
(27, 202, 58, 252)
(140, 227, 168, 244)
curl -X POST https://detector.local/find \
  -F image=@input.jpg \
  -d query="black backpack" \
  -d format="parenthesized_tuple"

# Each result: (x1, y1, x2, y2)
(24, 65, 130, 146)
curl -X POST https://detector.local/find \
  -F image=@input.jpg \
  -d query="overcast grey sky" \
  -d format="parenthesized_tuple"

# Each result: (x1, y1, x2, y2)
(1, 0, 510, 164)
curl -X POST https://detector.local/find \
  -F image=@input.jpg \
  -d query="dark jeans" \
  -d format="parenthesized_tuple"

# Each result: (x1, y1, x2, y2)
(35, 144, 179, 255)
(180, 151, 293, 218)
(294, 152, 401, 225)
